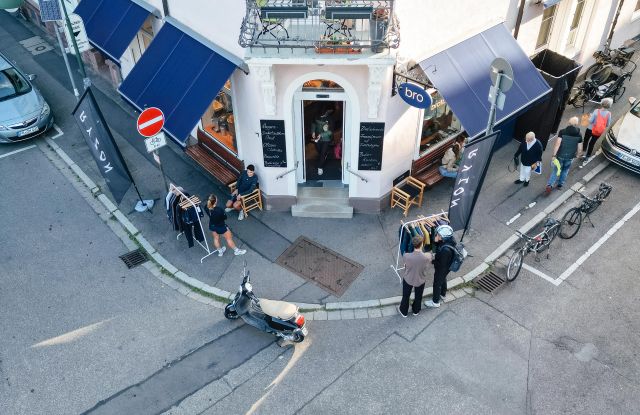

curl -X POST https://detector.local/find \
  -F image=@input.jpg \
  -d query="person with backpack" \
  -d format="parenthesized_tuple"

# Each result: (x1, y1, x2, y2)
(545, 117, 583, 195)
(425, 225, 457, 308)
(580, 98, 612, 168)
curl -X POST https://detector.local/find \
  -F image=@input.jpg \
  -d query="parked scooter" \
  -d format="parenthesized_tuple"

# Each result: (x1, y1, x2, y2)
(224, 263, 308, 343)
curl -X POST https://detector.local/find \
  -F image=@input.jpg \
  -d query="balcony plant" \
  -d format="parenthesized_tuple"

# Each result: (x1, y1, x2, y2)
(315, 36, 361, 54)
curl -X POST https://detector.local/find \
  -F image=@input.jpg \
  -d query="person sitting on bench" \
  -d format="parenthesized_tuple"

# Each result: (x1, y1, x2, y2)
(225, 165, 258, 221)
(438, 141, 463, 179)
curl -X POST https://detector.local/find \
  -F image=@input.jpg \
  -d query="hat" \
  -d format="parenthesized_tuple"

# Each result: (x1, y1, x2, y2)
(435, 224, 454, 240)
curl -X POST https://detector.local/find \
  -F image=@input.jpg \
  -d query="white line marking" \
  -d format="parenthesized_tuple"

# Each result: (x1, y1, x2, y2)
(50, 124, 64, 140)
(506, 213, 521, 225)
(139, 115, 164, 130)
(522, 263, 560, 286)
(0, 145, 36, 160)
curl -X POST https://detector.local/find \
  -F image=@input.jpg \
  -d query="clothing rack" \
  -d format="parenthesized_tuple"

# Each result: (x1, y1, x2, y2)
(390, 211, 449, 281)
(169, 183, 216, 263)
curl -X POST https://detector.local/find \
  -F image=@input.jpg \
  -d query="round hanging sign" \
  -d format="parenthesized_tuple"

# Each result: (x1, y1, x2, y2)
(398, 83, 432, 109)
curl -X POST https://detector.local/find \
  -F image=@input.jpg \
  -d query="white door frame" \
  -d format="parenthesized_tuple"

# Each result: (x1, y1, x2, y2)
(293, 90, 348, 184)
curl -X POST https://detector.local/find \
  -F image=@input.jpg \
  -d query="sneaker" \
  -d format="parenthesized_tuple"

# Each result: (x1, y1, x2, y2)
(224, 207, 234, 213)
(318, 168, 323, 176)
(396, 305, 408, 318)
(557, 184, 564, 190)
(545, 185, 552, 195)
(238, 211, 245, 221)
(412, 310, 420, 316)
(217, 246, 227, 257)
(234, 248, 247, 256)
(424, 299, 441, 308)
(514, 179, 524, 184)
(440, 294, 447, 302)
(523, 181, 530, 187)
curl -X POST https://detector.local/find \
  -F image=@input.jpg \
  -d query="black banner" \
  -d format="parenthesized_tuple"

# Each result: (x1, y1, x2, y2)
(358, 122, 385, 171)
(72, 88, 133, 204)
(448, 131, 500, 233)
(260, 120, 287, 168)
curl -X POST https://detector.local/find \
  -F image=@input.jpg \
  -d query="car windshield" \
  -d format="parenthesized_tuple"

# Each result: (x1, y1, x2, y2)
(631, 103, 640, 119)
(0, 68, 31, 101)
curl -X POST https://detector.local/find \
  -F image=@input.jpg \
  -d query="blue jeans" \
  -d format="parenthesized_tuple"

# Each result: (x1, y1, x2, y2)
(439, 166, 458, 178)
(547, 157, 573, 187)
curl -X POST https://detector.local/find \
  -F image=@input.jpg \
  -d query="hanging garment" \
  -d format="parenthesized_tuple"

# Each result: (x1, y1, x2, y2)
(399, 225, 414, 255)
(180, 206, 205, 248)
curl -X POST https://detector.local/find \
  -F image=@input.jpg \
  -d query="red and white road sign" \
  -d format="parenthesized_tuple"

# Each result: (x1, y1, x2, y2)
(137, 107, 165, 137)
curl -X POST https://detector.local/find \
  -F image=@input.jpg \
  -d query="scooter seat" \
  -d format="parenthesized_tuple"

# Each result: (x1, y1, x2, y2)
(259, 299, 297, 320)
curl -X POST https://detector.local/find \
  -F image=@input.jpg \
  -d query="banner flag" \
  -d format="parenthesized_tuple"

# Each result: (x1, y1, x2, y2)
(72, 88, 133, 204)
(448, 131, 501, 233)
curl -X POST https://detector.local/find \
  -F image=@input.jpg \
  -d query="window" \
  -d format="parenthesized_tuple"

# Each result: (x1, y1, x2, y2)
(201, 80, 237, 154)
(419, 90, 463, 156)
(567, 0, 586, 48)
(131, 17, 154, 64)
(0, 68, 31, 101)
(536, 4, 557, 49)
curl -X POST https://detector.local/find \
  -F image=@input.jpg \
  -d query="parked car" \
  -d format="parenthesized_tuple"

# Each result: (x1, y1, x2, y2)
(0, 51, 53, 143)
(602, 97, 640, 174)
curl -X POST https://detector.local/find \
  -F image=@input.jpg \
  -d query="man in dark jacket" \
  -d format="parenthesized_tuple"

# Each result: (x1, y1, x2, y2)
(513, 132, 543, 187)
(226, 164, 258, 220)
(546, 117, 583, 194)
(425, 225, 455, 308)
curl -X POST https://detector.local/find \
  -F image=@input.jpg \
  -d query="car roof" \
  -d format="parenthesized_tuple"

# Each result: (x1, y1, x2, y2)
(0, 53, 13, 71)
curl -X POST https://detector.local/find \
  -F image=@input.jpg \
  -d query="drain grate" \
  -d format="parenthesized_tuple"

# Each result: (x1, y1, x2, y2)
(119, 249, 149, 269)
(474, 271, 506, 294)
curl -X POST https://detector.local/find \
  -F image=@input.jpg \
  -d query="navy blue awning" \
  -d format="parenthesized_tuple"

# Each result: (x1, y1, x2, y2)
(419, 24, 551, 140)
(118, 17, 248, 144)
(74, 0, 158, 62)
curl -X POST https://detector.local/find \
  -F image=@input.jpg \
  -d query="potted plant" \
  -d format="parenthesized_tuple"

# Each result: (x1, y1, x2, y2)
(315, 36, 361, 54)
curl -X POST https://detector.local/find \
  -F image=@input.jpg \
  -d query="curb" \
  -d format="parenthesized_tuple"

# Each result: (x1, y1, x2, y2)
(42, 137, 610, 319)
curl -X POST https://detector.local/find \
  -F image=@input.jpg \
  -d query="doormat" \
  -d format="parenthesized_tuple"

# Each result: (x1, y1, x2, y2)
(276, 236, 364, 297)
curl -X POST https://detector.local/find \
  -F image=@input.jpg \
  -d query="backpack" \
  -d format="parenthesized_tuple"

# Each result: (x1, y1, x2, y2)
(441, 241, 468, 272)
(591, 110, 609, 137)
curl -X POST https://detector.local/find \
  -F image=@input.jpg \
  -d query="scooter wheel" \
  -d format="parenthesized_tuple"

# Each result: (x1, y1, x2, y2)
(292, 332, 305, 343)
(224, 304, 239, 320)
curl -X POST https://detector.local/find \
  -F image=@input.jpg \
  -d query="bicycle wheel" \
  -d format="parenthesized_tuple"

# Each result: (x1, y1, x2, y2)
(584, 199, 601, 215)
(613, 86, 626, 103)
(506, 248, 525, 282)
(560, 208, 582, 239)
(584, 63, 603, 81)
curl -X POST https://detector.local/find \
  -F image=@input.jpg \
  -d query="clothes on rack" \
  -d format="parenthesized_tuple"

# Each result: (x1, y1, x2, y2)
(166, 190, 190, 231)
(398, 215, 449, 256)
(180, 205, 204, 248)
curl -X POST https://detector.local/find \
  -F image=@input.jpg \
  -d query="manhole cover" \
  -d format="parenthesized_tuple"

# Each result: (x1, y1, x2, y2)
(276, 236, 363, 297)
(119, 249, 148, 269)
(474, 271, 505, 294)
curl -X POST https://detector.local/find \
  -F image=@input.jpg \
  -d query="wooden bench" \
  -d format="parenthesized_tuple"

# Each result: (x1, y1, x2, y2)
(411, 142, 451, 188)
(185, 129, 244, 187)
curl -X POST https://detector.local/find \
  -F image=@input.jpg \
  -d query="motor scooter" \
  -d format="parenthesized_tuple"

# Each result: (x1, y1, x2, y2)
(224, 264, 308, 343)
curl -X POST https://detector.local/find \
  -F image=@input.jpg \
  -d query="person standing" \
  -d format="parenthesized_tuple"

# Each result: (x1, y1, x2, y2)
(425, 225, 456, 308)
(580, 98, 612, 168)
(397, 235, 432, 317)
(312, 120, 333, 176)
(207, 194, 246, 257)
(546, 117, 583, 195)
(513, 131, 543, 187)
(226, 165, 258, 221)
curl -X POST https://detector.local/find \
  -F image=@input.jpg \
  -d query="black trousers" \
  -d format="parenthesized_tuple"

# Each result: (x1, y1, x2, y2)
(316, 141, 330, 168)
(583, 128, 600, 157)
(183, 223, 205, 248)
(399, 280, 425, 315)
(432, 271, 448, 304)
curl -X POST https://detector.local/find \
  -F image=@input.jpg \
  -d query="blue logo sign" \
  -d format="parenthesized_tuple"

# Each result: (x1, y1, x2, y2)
(398, 83, 432, 109)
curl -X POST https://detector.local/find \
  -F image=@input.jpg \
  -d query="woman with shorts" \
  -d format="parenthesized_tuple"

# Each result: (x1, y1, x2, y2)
(205, 194, 246, 257)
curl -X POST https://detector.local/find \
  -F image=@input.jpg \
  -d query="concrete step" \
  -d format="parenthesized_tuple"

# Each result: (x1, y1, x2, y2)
(291, 203, 354, 218)
(297, 186, 349, 199)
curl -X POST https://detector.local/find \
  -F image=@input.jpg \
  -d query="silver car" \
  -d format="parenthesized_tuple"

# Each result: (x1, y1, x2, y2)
(602, 98, 640, 174)
(0, 52, 53, 143)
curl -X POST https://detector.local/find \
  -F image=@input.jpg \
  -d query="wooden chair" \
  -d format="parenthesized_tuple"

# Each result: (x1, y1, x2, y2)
(228, 182, 263, 218)
(390, 172, 426, 217)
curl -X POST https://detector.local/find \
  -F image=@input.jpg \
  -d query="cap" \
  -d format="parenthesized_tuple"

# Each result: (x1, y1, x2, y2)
(435, 224, 454, 240)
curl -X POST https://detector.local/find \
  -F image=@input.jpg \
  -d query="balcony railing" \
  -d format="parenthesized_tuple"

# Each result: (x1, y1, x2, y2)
(239, 0, 400, 53)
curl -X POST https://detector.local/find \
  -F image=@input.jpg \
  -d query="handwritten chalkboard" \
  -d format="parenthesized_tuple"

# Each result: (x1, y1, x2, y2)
(358, 122, 385, 171)
(260, 120, 287, 168)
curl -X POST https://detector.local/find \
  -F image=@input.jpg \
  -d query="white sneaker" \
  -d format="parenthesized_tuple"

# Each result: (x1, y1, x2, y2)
(318, 168, 323, 176)
(396, 305, 408, 318)
(424, 299, 441, 308)
(217, 246, 227, 257)
(224, 207, 234, 213)
(234, 248, 246, 256)
(238, 211, 245, 221)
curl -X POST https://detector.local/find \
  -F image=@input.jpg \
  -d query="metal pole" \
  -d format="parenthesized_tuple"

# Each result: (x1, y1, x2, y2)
(485, 72, 503, 136)
(54, 22, 79, 100)
(58, 0, 91, 89)
(154, 149, 170, 191)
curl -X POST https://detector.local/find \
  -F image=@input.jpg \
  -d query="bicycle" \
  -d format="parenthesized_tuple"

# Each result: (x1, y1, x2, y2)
(584, 42, 636, 80)
(506, 217, 562, 282)
(568, 70, 631, 108)
(559, 182, 613, 239)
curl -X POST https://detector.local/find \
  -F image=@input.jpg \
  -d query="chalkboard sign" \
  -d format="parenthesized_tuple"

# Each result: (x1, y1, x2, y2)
(260, 120, 287, 168)
(358, 122, 385, 171)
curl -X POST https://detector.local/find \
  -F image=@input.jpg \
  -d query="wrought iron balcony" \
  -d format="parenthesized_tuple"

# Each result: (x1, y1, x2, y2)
(239, 0, 400, 53)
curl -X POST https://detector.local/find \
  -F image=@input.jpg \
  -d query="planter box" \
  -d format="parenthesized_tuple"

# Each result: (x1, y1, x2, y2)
(315, 46, 362, 54)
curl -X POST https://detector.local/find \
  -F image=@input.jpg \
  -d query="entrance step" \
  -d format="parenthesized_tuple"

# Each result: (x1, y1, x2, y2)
(292, 187, 353, 218)
(291, 203, 353, 218)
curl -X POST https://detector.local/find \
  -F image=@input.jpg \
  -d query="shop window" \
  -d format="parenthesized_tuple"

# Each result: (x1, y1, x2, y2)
(201, 80, 237, 154)
(419, 90, 462, 157)
(566, 0, 586, 48)
(536, 4, 557, 49)
(131, 17, 154, 64)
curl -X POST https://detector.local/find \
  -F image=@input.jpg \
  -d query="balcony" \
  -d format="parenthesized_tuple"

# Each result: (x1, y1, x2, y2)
(239, 0, 399, 54)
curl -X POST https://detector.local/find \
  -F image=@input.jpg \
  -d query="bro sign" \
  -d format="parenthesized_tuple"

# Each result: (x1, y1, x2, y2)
(398, 82, 432, 109)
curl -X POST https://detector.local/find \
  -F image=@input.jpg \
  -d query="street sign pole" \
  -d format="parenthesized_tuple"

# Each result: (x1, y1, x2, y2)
(54, 22, 79, 99)
(58, 0, 90, 89)
(138, 109, 169, 193)
(154, 149, 169, 192)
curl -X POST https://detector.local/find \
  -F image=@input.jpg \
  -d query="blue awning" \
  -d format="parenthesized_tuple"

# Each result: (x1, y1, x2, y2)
(74, 0, 158, 62)
(419, 24, 551, 140)
(543, 0, 562, 9)
(118, 17, 248, 144)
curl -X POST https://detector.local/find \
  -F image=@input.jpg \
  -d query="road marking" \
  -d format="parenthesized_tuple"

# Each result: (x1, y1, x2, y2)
(0, 145, 37, 160)
(19, 36, 53, 56)
(506, 213, 521, 225)
(521, 263, 560, 286)
(50, 124, 64, 140)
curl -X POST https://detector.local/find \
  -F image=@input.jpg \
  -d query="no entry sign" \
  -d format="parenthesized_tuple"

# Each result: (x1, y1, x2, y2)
(137, 107, 164, 137)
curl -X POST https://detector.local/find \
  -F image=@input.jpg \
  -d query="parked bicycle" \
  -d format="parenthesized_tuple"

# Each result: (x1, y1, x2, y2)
(584, 42, 636, 80)
(568, 68, 631, 108)
(559, 182, 613, 239)
(506, 217, 562, 282)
